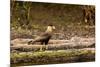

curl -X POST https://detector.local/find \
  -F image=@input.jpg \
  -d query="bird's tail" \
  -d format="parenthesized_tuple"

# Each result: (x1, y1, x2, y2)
(28, 40, 35, 45)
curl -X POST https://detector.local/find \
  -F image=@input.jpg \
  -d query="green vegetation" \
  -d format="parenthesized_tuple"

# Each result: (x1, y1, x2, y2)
(11, 1, 83, 29)
(11, 49, 95, 66)
(11, 1, 95, 40)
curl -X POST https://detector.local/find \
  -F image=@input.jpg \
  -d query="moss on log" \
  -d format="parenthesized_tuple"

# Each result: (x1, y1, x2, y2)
(11, 48, 95, 66)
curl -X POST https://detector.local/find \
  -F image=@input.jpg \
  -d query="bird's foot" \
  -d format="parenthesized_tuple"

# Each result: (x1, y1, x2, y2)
(39, 45, 45, 51)
(40, 48, 44, 51)
(45, 45, 48, 50)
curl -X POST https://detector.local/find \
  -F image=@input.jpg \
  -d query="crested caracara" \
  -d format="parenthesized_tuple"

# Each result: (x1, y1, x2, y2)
(28, 25, 55, 46)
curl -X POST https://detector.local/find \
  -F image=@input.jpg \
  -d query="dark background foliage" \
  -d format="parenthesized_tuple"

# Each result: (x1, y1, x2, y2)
(10, 1, 95, 40)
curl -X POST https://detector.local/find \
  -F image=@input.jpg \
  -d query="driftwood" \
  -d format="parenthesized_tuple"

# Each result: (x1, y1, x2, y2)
(11, 37, 95, 52)
(11, 37, 95, 45)
(11, 39, 69, 45)
(11, 43, 95, 52)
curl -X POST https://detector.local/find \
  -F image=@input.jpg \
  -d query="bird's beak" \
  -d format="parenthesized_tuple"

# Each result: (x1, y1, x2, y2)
(52, 26, 56, 30)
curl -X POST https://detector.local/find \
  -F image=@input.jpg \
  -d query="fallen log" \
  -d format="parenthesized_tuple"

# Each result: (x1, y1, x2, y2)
(11, 37, 95, 46)
(11, 48, 95, 66)
(11, 42, 95, 52)
(11, 39, 69, 46)
(11, 37, 95, 52)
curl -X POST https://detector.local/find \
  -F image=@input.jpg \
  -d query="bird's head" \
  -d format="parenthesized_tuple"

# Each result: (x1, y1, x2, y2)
(46, 24, 55, 33)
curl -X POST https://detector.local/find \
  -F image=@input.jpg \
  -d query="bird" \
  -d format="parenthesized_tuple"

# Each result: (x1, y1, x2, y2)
(28, 25, 55, 50)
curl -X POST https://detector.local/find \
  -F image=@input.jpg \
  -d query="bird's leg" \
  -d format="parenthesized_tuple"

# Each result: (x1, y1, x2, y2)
(40, 45, 43, 51)
(45, 41, 49, 50)
(40, 42, 44, 51)
(45, 45, 48, 50)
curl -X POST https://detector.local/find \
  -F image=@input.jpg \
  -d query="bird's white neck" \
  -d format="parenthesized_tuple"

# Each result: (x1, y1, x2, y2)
(46, 26, 53, 33)
(45, 26, 55, 33)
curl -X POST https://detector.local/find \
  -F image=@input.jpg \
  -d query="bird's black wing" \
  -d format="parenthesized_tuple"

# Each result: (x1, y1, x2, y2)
(34, 32, 51, 42)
